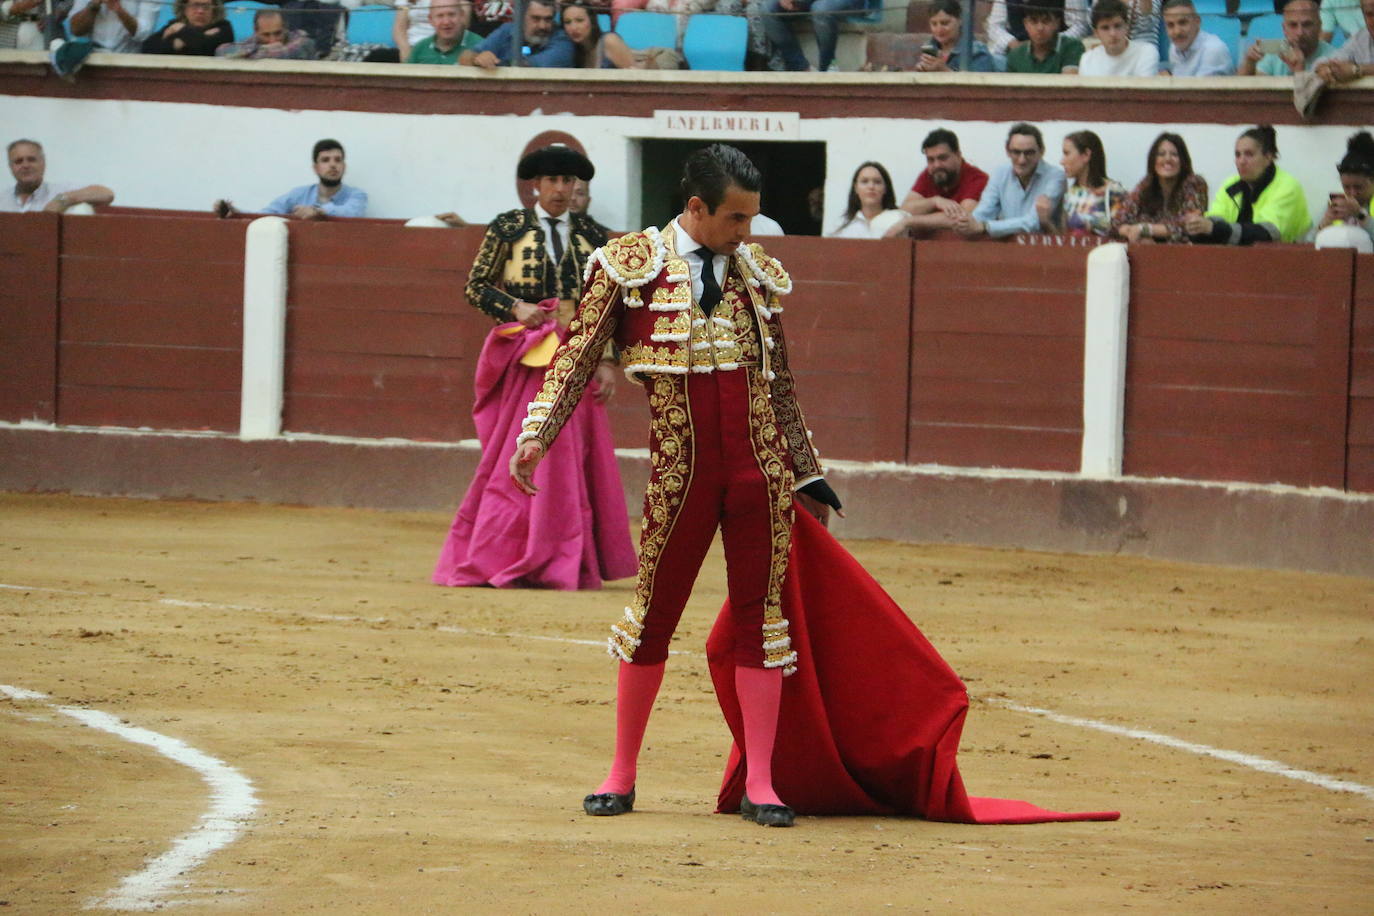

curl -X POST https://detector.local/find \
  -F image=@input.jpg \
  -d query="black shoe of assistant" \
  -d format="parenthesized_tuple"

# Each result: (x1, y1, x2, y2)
(740, 795, 795, 827)
(583, 787, 635, 816)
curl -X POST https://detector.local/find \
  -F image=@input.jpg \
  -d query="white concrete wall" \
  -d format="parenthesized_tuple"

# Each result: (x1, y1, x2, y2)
(1, 91, 1367, 230)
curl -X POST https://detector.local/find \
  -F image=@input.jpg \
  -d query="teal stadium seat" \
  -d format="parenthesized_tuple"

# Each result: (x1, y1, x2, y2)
(1234, 0, 1274, 15)
(152, 0, 177, 32)
(1245, 12, 1285, 40)
(1200, 13, 1243, 61)
(1188, 0, 1229, 13)
(614, 10, 677, 49)
(346, 3, 396, 46)
(223, 0, 274, 40)
(683, 14, 747, 70)
(597, 12, 611, 32)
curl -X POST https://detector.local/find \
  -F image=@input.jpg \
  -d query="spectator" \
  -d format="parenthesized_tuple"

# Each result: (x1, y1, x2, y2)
(0, 0, 46, 50)
(828, 161, 905, 238)
(392, 0, 434, 62)
(1161, 0, 1234, 75)
(67, 0, 159, 51)
(1, 138, 115, 213)
(988, 0, 1090, 66)
(885, 128, 989, 237)
(215, 9, 317, 59)
(1050, 130, 1125, 235)
(1238, 0, 1332, 74)
(1125, 0, 1161, 44)
(563, 0, 635, 68)
(1185, 125, 1310, 244)
(406, 0, 482, 62)
(956, 122, 1066, 239)
(1079, 0, 1161, 75)
(1112, 131, 1209, 242)
(142, 0, 233, 55)
(1005, 0, 1086, 73)
(1311, 130, 1374, 243)
(214, 138, 367, 220)
(915, 0, 996, 71)
(1314, 0, 1374, 82)
(1320, 0, 1363, 40)
(460, 0, 573, 67)
(763, 0, 865, 72)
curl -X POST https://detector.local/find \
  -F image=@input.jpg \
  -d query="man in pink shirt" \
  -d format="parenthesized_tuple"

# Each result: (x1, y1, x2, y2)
(884, 128, 990, 237)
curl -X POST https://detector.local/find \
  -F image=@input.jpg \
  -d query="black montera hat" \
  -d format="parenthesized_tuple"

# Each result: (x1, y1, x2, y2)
(517, 145, 595, 181)
(1022, 0, 1065, 13)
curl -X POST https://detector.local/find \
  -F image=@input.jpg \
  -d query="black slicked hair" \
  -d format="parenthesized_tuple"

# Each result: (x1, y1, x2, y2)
(680, 144, 762, 214)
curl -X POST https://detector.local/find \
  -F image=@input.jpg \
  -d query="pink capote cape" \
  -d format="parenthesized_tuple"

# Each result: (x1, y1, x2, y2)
(432, 316, 638, 591)
(708, 507, 1120, 824)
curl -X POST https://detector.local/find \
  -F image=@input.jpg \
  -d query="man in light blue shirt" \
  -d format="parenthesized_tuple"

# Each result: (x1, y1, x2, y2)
(459, 0, 574, 68)
(957, 123, 1066, 239)
(1162, 0, 1234, 75)
(215, 139, 368, 220)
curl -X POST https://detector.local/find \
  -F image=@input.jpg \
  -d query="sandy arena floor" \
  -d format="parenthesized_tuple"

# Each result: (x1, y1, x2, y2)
(1, 492, 1371, 913)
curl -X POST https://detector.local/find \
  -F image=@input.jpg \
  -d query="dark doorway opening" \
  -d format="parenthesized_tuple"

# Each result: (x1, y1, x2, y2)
(638, 139, 826, 236)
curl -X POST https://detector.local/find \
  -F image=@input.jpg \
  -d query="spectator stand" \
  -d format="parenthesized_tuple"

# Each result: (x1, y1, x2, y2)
(344, 2, 392, 45)
(1200, 12, 1242, 61)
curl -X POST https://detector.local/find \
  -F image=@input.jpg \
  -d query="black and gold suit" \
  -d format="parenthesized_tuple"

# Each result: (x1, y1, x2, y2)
(464, 208, 608, 323)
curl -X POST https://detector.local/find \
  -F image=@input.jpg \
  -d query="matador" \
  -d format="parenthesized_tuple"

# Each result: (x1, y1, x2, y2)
(510, 144, 842, 828)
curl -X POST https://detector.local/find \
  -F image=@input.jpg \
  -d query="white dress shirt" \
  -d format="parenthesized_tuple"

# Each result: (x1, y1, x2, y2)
(1167, 29, 1234, 76)
(535, 202, 572, 264)
(0, 181, 77, 212)
(670, 217, 724, 305)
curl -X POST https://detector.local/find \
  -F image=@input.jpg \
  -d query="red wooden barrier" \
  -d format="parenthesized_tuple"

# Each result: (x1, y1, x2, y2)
(0, 212, 60, 423)
(57, 215, 246, 431)
(760, 236, 914, 464)
(908, 240, 1086, 471)
(282, 221, 485, 441)
(1349, 254, 1374, 493)
(1124, 246, 1353, 489)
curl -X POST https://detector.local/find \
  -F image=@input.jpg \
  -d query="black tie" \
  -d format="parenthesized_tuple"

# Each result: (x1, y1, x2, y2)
(546, 216, 564, 263)
(695, 246, 721, 315)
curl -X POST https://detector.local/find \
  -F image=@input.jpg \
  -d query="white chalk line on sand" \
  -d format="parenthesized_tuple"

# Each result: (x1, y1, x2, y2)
(985, 698, 1374, 801)
(5, 580, 1372, 806)
(0, 684, 258, 911)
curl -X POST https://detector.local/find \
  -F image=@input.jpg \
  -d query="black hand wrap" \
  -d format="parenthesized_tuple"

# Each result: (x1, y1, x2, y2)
(799, 479, 842, 512)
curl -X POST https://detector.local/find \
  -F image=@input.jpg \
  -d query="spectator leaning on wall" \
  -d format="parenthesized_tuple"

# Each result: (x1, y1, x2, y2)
(459, 0, 573, 68)
(1160, 0, 1234, 75)
(214, 138, 367, 220)
(67, 0, 159, 51)
(1313, 0, 1374, 82)
(1005, 0, 1086, 74)
(1237, 0, 1333, 75)
(1, 138, 115, 213)
(886, 128, 989, 238)
(142, 0, 234, 56)
(987, 0, 1090, 67)
(954, 122, 1066, 240)
(407, 0, 482, 63)
(214, 9, 317, 59)
(1078, 0, 1161, 75)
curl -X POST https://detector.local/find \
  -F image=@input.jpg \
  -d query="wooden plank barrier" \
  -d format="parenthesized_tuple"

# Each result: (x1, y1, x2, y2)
(282, 221, 485, 442)
(908, 240, 1087, 471)
(0, 212, 60, 423)
(1349, 254, 1374, 493)
(57, 214, 246, 431)
(1124, 246, 1353, 489)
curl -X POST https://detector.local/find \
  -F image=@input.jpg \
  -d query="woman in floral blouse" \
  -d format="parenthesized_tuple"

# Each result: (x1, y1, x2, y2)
(1112, 132, 1209, 243)
(1052, 130, 1125, 237)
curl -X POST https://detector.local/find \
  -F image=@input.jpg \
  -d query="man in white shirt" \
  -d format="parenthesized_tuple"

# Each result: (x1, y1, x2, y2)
(1161, 0, 1234, 75)
(1, 139, 115, 213)
(1079, 0, 1161, 75)
(68, 0, 160, 51)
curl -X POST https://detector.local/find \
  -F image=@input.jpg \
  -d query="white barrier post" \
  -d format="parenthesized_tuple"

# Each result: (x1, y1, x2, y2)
(239, 216, 289, 440)
(1080, 242, 1130, 478)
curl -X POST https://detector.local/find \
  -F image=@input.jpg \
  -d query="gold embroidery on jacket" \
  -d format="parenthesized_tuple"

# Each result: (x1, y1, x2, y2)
(746, 367, 798, 673)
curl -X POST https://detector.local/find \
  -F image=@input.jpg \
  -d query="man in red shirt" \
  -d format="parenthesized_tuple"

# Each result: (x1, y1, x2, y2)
(884, 128, 990, 237)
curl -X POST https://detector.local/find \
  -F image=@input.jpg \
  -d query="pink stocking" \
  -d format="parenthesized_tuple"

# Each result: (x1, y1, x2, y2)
(594, 660, 665, 796)
(735, 665, 785, 807)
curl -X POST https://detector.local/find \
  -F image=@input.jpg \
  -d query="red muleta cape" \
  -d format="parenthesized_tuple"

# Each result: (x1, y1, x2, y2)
(707, 507, 1121, 824)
